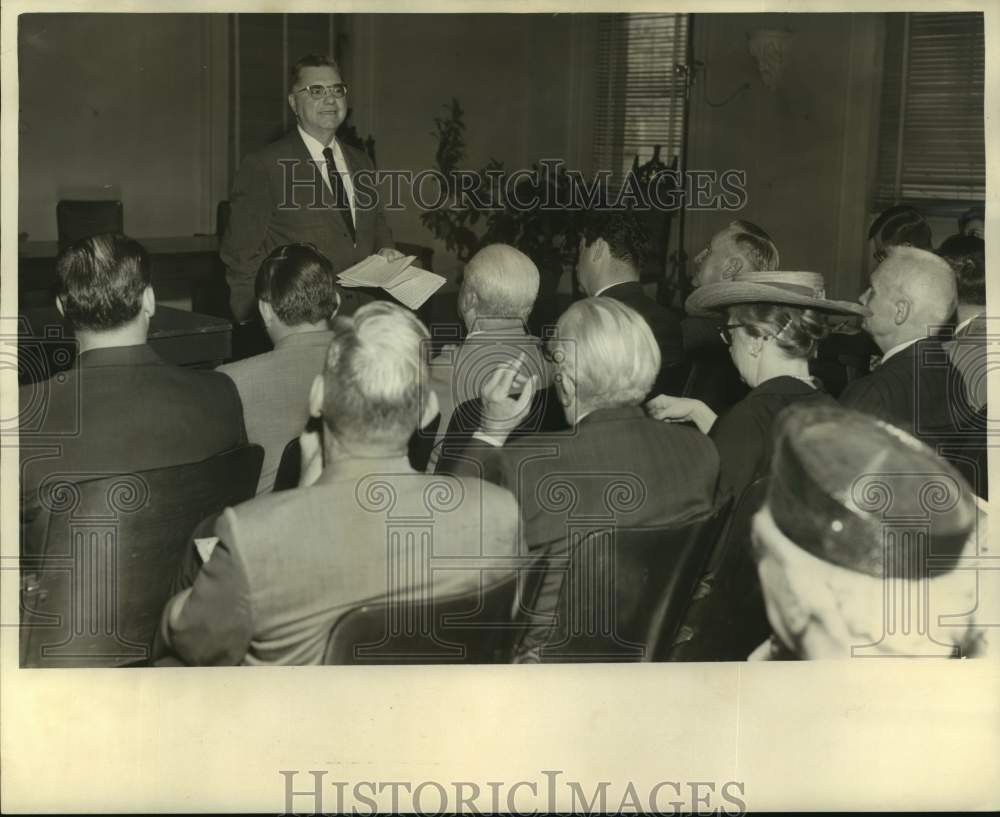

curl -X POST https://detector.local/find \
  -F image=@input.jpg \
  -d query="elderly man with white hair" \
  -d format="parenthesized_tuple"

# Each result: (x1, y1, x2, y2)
(436, 297, 719, 659)
(427, 244, 551, 442)
(440, 297, 718, 546)
(159, 301, 521, 666)
(840, 245, 962, 443)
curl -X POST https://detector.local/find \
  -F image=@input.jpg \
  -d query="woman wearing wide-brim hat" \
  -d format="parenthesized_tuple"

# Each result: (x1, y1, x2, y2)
(647, 270, 871, 503)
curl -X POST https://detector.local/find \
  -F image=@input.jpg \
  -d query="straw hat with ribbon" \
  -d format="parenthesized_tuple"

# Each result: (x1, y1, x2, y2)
(685, 270, 870, 319)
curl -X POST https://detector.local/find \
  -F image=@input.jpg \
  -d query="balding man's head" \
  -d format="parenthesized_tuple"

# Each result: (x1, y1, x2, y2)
(691, 220, 779, 288)
(860, 246, 957, 351)
(459, 243, 540, 330)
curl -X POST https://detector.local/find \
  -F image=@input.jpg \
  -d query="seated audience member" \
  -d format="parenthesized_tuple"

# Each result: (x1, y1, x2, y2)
(217, 244, 340, 493)
(439, 297, 718, 547)
(158, 302, 520, 666)
(867, 204, 933, 266)
(958, 206, 985, 240)
(436, 298, 719, 659)
(689, 220, 781, 290)
(19, 234, 246, 532)
(427, 243, 551, 459)
(576, 209, 685, 395)
(938, 234, 987, 413)
(840, 246, 960, 443)
(750, 403, 987, 659)
(647, 270, 867, 503)
(682, 219, 780, 413)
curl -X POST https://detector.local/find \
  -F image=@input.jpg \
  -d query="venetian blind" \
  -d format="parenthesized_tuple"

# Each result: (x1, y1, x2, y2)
(873, 12, 985, 208)
(592, 13, 689, 190)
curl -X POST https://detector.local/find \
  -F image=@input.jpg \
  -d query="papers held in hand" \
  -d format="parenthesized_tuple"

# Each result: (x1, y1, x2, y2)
(337, 254, 446, 310)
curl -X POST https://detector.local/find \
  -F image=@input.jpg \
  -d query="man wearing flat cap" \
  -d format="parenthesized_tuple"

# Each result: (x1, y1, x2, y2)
(749, 403, 989, 660)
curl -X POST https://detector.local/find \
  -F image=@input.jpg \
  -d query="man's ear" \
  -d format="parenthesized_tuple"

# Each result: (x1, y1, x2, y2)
(555, 369, 575, 407)
(55, 295, 66, 318)
(287, 94, 297, 119)
(420, 389, 440, 429)
(894, 298, 911, 325)
(258, 299, 274, 327)
(309, 373, 324, 418)
(722, 256, 744, 280)
(142, 286, 156, 319)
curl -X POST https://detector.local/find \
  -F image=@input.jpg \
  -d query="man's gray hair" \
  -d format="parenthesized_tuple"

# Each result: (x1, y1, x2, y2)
(322, 301, 430, 445)
(882, 245, 958, 327)
(549, 297, 660, 414)
(462, 244, 540, 322)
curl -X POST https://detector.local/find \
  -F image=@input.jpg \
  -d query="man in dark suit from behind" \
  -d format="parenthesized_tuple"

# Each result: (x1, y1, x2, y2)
(19, 234, 247, 540)
(576, 209, 686, 396)
(221, 54, 400, 322)
(436, 298, 719, 660)
(681, 220, 780, 412)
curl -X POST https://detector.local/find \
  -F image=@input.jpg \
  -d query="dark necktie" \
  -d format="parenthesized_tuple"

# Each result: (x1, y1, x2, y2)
(322, 146, 356, 243)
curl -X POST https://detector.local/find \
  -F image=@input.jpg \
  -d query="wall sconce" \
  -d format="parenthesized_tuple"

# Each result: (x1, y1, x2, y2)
(747, 28, 793, 91)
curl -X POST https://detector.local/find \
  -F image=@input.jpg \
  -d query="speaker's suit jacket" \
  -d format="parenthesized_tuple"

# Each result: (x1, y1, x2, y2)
(221, 132, 394, 321)
(161, 457, 522, 665)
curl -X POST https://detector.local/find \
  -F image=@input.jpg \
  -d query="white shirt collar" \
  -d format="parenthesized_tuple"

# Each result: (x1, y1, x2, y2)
(880, 336, 922, 364)
(955, 312, 983, 335)
(297, 125, 342, 162)
(296, 126, 355, 221)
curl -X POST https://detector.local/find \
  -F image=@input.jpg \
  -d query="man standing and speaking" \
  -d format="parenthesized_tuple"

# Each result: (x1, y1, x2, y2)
(222, 54, 400, 321)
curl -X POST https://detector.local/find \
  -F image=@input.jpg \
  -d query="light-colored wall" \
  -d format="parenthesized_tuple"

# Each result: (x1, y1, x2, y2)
(345, 13, 592, 286)
(18, 13, 229, 242)
(685, 13, 885, 301)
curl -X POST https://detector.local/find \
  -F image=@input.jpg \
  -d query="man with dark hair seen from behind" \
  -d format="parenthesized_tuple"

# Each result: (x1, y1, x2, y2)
(577, 209, 686, 396)
(221, 54, 400, 322)
(867, 204, 933, 269)
(19, 233, 247, 539)
(217, 243, 341, 494)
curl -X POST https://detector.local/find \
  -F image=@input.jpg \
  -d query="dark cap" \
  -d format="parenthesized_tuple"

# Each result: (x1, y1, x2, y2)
(767, 404, 977, 578)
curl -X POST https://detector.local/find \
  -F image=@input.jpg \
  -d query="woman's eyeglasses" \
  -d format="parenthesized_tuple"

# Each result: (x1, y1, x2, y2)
(719, 324, 748, 346)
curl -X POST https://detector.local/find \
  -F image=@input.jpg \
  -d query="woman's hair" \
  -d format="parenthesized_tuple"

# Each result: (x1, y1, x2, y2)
(937, 234, 985, 305)
(727, 302, 830, 359)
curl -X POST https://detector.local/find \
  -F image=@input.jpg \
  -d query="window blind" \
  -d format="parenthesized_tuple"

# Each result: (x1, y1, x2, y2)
(592, 13, 689, 190)
(873, 12, 984, 209)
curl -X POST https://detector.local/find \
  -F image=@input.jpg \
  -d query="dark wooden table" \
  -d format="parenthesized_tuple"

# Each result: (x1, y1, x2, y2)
(18, 305, 233, 385)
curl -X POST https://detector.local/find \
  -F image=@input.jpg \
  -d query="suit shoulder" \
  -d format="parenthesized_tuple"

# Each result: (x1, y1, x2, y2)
(341, 142, 375, 170)
(244, 133, 301, 162)
(216, 352, 273, 385)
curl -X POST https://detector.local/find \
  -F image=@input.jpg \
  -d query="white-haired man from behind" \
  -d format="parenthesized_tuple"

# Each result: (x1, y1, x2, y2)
(159, 301, 521, 666)
(436, 297, 719, 660)
(426, 243, 553, 464)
